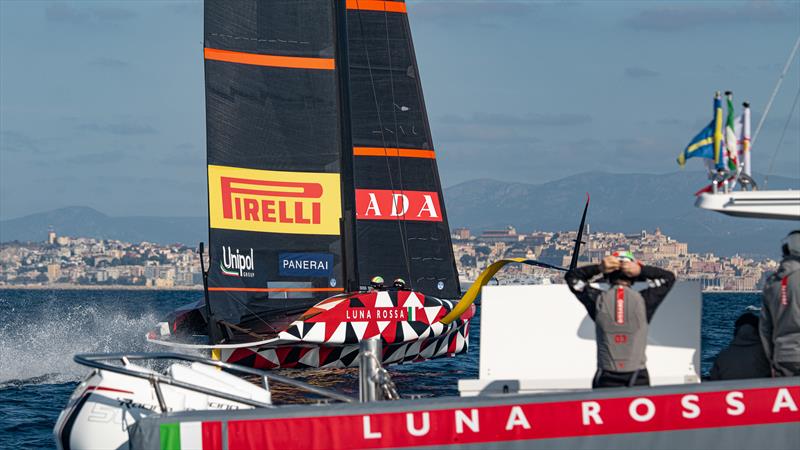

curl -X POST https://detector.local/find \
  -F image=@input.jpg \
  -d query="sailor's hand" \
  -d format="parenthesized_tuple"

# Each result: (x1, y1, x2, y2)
(601, 256, 619, 273)
(621, 261, 641, 278)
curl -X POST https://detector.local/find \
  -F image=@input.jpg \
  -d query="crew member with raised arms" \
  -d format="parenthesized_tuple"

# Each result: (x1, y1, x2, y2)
(760, 230, 800, 377)
(565, 251, 676, 388)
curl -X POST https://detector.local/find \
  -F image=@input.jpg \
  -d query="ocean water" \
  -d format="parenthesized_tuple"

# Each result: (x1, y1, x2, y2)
(0, 289, 759, 449)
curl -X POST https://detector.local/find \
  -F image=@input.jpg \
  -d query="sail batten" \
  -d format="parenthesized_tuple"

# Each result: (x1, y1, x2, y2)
(204, 48, 335, 70)
(353, 146, 436, 159)
(346, 0, 407, 13)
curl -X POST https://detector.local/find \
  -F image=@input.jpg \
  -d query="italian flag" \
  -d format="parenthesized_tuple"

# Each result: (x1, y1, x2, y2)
(160, 422, 221, 450)
(725, 94, 739, 170)
(407, 307, 417, 321)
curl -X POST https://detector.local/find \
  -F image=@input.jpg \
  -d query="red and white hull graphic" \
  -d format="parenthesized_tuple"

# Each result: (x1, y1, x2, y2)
(223, 290, 474, 369)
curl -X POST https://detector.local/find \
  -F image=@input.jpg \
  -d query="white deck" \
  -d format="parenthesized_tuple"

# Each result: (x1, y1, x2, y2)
(695, 190, 800, 220)
(459, 282, 702, 396)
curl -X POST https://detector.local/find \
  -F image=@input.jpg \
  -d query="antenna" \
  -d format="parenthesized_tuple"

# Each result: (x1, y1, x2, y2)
(753, 35, 800, 146)
(568, 193, 590, 271)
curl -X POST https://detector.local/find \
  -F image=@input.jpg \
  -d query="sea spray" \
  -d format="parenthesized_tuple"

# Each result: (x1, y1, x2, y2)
(0, 289, 202, 387)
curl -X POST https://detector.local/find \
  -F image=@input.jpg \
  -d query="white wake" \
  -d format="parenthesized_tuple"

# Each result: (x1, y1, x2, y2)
(0, 293, 170, 387)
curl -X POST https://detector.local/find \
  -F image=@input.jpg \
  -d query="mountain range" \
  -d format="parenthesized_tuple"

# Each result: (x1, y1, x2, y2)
(0, 206, 206, 247)
(443, 171, 798, 257)
(1, 171, 796, 257)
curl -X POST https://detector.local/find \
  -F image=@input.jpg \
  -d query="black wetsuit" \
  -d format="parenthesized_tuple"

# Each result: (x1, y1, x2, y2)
(565, 264, 676, 388)
(709, 323, 771, 380)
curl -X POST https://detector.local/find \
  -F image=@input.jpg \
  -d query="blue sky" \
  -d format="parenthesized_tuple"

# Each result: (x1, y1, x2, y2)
(1, 0, 798, 220)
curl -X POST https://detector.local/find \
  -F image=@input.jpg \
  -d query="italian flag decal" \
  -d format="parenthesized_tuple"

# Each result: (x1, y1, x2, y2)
(160, 421, 221, 450)
(407, 307, 416, 321)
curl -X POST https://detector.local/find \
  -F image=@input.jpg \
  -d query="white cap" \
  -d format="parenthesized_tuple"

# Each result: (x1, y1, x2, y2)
(784, 230, 800, 256)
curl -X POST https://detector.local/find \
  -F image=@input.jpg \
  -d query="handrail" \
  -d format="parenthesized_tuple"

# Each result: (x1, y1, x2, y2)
(74, 352, 356, 408)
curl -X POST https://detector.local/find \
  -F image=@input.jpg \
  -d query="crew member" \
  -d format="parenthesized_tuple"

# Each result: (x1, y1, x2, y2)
(709, 312, 771, 380)
(369, 275, 386, 291)
(392, 278, 408, 290)
(565, 251, 676, 388)
(760, 230, 800, 377)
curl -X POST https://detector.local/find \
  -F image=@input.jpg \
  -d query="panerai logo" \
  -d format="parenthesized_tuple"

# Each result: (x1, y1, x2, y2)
(220, 246, 255, 278)
(279, 252, 333, 277)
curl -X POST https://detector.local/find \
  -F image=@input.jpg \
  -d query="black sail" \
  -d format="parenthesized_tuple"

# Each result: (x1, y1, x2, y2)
(346, 0, 460, 299)
(204, 0, 345, 341)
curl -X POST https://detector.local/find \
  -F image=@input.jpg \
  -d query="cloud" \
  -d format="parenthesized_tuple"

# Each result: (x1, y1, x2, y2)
(92, 6, 137, 21)
(409, 1, 540, 28)
(1, 131, 40, 154)
(88, 57, 128, 69)
(623, 2, 796, 32)
(160, 144, 203, 165)
(76, 122, 156, 136)
(62, 151, 126, 165)
(174, 142, 196, 150)
(435, 112, 591, 144)
(165, 2, 203, 16)
(435, 134, 678, 186)
(441, 112, 592, 127)
(0, 130, 60, 155)
(624, 67, 660, 79)
(45, 3, 136, 26)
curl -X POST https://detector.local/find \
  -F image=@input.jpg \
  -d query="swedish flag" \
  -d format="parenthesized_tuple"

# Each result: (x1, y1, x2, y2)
(677, 94, 724, 168)
(677, 120, 715, 167)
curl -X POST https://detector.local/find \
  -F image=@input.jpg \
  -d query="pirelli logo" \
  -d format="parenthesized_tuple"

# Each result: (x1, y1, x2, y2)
(208, 165, 341, 235)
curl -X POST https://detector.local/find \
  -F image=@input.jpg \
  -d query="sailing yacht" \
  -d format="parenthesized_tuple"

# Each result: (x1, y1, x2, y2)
(146, 0, 475, 369)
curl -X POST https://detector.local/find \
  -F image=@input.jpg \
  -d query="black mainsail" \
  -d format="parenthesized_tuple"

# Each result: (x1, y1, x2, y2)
(200, 0, 458, 344)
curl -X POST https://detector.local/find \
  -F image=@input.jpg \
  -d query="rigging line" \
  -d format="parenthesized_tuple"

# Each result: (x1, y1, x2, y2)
(753, 35, 800, 147)
(400, 2, 458, 296)
(764, 85, 800, 189)
(216, 290, 279, 334)
(382, 4, 415, 286)
(353, 2, 414, 283)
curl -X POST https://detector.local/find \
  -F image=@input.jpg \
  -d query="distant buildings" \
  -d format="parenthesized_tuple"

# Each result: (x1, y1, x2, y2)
(0, 227, 778, 292)
(0, 229, 202, 288)
(452, 227, 472, 241)
(479, 226, 522, 244)
(450, 225, 777, 292)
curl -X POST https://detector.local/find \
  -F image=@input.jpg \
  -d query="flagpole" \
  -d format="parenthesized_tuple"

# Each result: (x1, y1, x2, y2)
(712, 91, 725, 192)
(742, 102, 751, 177)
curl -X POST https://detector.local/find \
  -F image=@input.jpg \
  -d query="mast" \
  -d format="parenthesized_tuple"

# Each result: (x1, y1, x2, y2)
(333, 0, 360, 292)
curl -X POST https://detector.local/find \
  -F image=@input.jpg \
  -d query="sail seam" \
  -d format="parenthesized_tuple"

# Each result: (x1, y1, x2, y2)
(204, 48, 334, 70)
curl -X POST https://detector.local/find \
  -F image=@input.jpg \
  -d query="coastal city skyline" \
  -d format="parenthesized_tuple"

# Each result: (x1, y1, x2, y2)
(0, 226, 777, 292)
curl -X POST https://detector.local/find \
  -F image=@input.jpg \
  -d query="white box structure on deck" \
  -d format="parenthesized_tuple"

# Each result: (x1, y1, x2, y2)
(458, 282, 702, 396)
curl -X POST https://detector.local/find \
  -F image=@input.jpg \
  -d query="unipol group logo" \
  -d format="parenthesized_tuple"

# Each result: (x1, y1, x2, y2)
(355, 189, 443, 222)
(208, 165, 341, 235)
(220, 246, 255, 278)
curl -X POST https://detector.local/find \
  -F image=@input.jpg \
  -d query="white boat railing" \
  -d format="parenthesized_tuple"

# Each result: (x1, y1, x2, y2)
(73, 352, 356, 411)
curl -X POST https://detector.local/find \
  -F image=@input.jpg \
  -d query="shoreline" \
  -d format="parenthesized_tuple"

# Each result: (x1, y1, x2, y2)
(0, 284, 203, 291)
(0, 284, 760, 294)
